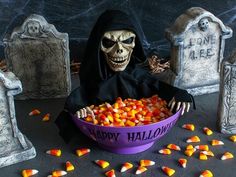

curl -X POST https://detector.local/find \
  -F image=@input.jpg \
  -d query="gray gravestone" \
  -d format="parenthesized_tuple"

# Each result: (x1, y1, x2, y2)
(0, 70, 36, 168)
(165, 7, 232, 96)
(218, 50, 236, 134)
(4, 14, 71, 99)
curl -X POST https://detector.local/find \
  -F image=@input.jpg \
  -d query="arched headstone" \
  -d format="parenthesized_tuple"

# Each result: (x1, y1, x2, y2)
(218, 50, 236, 134)
(4, 14, 71, 99)
(165, 7, 232, 96)
(0, 70, 36, 168)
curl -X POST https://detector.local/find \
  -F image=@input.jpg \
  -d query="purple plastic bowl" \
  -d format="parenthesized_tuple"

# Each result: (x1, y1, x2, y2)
(71, 109, 182, 154)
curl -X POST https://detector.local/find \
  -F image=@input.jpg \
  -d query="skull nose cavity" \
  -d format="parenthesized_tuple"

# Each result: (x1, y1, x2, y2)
(117, 49, 123, 54)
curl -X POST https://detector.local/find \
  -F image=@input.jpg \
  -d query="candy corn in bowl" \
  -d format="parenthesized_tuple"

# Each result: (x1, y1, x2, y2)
(71, 95, 182, 154)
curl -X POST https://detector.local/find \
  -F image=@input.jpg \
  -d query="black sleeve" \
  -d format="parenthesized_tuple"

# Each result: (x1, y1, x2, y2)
(55, 110, 79, 143)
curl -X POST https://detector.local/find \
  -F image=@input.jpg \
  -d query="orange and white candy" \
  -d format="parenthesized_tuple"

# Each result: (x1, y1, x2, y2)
(95, 160, 110, 168)
(186, 144, 194, 150)
(159, 148, 171, 155)
(229, 135, 236, 142)
(29, 109, 40, 116)
(199, 153, 208, 160)
(186, 136, 200, 143)
(42, 113, 50, 121)
(221, 152, 234, 160)
(105, 169, 116, 177)
(76, 148, 90, 156)
(161, 166, 175, 176)
(167, 144, 181, 151)
(178, 158, 187, 168)
(140, 159, 155, 167)
(135, 166, 147, 175)
(120, 162, 133, 172)
(52, 170, 67, 176)
(46, 149, 61, 157)
(203, 127, 213, 135)
(195, 145, 209, 151)
(182, 124, 195, 131)
(199, 170, 213, 177)
(201, 150, 214, 157)
(211, 139, 224, 146)
(65, 161, 75, 171)
(22, 169, 38, 177)
(184, 148, 196, 157)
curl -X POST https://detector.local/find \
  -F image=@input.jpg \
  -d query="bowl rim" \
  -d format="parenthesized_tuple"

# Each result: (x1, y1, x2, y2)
(71, 108, 182, 130)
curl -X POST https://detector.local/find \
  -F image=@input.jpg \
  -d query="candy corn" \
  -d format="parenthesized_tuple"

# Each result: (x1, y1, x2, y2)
(201, 150, 214, 157)
(105, 169, 116, 177)
(178, 158, 187, 168)
(161, 166, 175, 176)
(221, 152, 234, 160)
(211, 139, 224, 146)
(95, 160, 110, 168)
(46, 149, 61, 157)
(184, 148, 196, 157)
(186, 136, 200, 143)
(195, 145, 209, 151)
(135, 166, 147, 175)
(229, 135, 236, 142)
(167, 144, 181, 151)
(65, 161, 74, 171)
(199, 170, 213, 177)
(140, 159, 155, 167)
(22, 169, 38, 177)
(159, 148, 172, 155)
(120, 162, 133, 172)
(52, 170, 67, 176)
(29, 109, 40, 116)
(42, 113, 50, 121)
(182, 124, 195, 131)
(199, 153, 208, 160)
(76, 148, 90, 156)
(203, 127, 213, 135)
(186, 144, 194, 150)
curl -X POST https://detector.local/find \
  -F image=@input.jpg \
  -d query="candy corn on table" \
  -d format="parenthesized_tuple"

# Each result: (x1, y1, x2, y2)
(1, 92, 236, 177)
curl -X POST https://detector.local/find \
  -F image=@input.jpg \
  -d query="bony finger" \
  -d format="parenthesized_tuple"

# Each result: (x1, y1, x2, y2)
(170, 101, 176, 112)
(168, 98, 174, 107)
(76, 111, 81, 118)
(186, 103, 190, 112)
(181, 103, 186, 115)
(176, 102, 181, 112)
(82, 108, 87, 118)
(86, 106, 96, 121)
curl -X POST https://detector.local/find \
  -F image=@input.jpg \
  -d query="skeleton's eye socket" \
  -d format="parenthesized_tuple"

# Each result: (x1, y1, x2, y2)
(102, 38, 116, 48)
(122, 37, 134, 44)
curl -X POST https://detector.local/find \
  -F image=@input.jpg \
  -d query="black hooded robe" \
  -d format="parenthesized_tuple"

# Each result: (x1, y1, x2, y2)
(55, 10, 194, 142)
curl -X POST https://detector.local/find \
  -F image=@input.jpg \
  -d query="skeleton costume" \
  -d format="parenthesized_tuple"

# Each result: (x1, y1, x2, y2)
(55, 10, 194, 142)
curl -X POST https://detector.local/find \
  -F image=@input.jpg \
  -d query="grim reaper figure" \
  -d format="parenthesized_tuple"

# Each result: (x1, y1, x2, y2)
(56, 10, 195, 142)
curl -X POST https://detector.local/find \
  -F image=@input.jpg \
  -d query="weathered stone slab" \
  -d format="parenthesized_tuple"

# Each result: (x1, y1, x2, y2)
(0, 70, 36, 168)
(4, 14, 71, 99)
(218, 50, 236, 134)
(165, 7, 232, 96)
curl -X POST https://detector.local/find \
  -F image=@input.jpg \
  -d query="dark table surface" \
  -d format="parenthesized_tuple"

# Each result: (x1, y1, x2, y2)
(0, 90, 235, 177)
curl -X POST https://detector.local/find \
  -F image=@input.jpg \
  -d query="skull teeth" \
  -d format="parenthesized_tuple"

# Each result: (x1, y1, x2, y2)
(108, 55, 128, 63)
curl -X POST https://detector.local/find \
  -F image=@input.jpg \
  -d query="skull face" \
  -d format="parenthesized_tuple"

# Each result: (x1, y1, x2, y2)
(27, 21, 41, 36)
(198, 18, 209, 31)
(101, 30, 136, 72)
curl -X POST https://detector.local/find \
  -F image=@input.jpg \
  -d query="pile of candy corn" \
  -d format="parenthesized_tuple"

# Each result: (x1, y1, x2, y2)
(83, 95, 172, 127)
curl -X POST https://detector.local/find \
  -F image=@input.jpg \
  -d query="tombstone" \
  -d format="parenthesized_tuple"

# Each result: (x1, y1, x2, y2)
(0, 70, 36, 168)
(218, 50, 236, 134)
(4, 14, 71, 99)
(165, 7, 232, 96)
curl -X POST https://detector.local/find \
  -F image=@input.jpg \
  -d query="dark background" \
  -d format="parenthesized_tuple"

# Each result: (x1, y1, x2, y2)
(0, 0, 235, 62)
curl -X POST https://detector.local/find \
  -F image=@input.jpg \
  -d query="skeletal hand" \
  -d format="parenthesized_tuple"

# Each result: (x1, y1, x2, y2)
(76, 106, 95, 120)
(168, 97, 190, 115)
